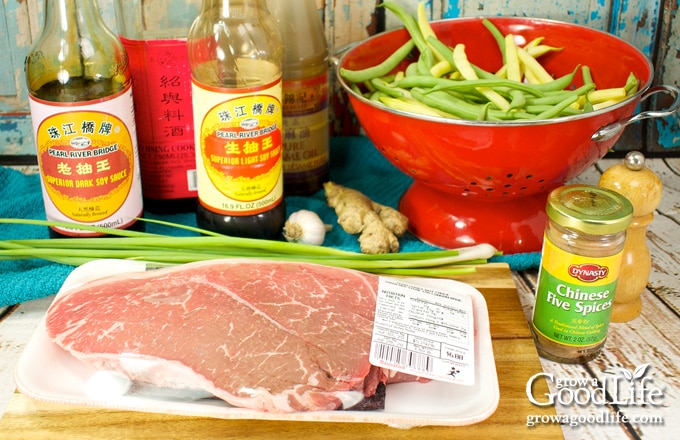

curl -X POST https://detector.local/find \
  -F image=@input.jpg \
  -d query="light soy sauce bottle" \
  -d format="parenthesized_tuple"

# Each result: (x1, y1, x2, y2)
(187, 0, 286, 239)
(25, 0, 144, 237)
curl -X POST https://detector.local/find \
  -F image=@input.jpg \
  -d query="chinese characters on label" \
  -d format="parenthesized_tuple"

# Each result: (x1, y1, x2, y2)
(29, 87, 143, 233)
(121, 37, 197, 200)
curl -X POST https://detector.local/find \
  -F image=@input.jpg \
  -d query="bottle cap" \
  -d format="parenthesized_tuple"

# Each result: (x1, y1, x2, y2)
(546, 184, 633, 235)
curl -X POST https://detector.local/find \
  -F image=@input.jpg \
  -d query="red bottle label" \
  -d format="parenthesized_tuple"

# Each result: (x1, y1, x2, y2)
(120, 37, 197, 200)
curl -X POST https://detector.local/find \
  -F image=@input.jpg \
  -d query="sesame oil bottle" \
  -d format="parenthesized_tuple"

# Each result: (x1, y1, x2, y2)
(269, 0, 330, 195)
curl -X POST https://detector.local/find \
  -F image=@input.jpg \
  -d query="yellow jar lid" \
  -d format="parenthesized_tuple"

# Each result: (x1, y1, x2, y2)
(546, 184, 633, 235)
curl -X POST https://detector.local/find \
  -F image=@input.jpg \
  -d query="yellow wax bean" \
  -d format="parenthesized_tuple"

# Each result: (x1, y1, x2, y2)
(380, 96, 456, 117)
(524, 68, 542, 85)
(525, 37, 545, 50)
(517, 47, 554, 83)
(417, 2, 446, 64)
(452, 44, 478, 79)
(588, 87, 627, 103)
(430, 60, 455, 77)
(526, 45, 564, 58)
(505, 34, 522, 82)
(452, 44, 511, 110)
(593, 99, 623, 111)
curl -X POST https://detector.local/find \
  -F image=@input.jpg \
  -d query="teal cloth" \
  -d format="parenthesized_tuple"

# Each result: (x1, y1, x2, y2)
(0, 136, 539, 306)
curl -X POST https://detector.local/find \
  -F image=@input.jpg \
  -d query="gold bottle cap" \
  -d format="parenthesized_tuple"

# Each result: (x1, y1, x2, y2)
(546, 184, 633, 235)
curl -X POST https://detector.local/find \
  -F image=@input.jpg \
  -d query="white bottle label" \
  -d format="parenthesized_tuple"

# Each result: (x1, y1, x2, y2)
(29, 86, 144, 235)
(370, 276, 476, 385)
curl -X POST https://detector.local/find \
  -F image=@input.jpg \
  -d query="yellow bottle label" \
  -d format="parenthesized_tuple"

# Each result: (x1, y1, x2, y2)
(192, 79, 283, 215)
(29, 87, 143, 235)
(532, 236, 623, 347)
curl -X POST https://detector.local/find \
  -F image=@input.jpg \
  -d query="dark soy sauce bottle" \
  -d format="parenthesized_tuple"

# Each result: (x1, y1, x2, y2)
(25, 0, 145, 238)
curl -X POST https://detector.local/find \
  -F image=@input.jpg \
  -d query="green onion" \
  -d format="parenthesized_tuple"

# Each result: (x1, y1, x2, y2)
(0, 218, 499, 277)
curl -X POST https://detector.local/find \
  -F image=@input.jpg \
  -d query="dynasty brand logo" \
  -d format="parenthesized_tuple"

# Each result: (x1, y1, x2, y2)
(568, 263, 609, 282)
(526, 364, 665, 407)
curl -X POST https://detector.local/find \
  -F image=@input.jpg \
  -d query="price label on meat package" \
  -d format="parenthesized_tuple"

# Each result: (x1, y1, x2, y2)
(370, 277, 476, 385)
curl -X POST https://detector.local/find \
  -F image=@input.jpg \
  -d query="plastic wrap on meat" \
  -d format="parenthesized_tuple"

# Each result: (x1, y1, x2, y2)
(44, 259, 425, 413)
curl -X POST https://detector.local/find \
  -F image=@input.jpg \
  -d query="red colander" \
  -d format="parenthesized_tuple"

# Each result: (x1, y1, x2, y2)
(336, 17, 679, 253)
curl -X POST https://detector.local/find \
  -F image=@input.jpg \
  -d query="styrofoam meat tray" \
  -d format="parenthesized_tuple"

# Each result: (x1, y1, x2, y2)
(15, 259, 499, 429)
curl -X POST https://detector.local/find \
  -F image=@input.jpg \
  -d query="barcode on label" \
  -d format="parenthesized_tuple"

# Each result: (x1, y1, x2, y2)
(374, 343, 434, 373)
(187, 169, 198, 191)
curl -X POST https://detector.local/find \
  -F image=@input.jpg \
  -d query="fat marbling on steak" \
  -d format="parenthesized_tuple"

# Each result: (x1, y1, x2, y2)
(44, 259, 415, 413)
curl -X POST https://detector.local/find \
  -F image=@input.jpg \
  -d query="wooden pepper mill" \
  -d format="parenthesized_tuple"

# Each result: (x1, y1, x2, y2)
(598, 151, 663, 322)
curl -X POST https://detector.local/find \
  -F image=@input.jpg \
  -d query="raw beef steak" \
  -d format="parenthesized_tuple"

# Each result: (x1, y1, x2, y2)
(45, 259, 411, 413)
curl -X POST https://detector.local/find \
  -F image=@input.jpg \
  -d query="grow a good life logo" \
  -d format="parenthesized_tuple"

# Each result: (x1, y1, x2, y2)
(527, 364, 664, 406)
(525, 364, 666, 429)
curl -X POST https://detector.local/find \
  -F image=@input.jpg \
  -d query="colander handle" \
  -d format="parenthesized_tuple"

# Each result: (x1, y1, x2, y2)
(591, 84, 680, 142)
(329, 41, 360, 68)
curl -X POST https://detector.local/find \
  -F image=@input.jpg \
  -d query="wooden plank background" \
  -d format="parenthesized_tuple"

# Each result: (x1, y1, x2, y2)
(0, 0, 678, 159)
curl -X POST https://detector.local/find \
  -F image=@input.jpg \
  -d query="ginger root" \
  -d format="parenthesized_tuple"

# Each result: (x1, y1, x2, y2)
(324, 181, 409, 254)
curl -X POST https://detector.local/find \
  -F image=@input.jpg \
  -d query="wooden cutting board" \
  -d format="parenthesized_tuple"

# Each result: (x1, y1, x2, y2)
(0, 263, 562, 439)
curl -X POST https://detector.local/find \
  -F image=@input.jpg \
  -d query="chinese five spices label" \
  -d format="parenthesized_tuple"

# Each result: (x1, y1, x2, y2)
(192, 78, 283, 216)
(532, 239, 621, 346)
(531, 185, 632, 363)
(29, 87, 143, 233)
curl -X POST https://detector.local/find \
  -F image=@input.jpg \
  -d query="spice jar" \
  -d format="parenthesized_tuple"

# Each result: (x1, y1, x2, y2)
(531, 184, 633, 363)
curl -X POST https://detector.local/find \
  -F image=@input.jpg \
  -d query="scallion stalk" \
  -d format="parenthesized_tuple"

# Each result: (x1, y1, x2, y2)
(0, 218, 500, 276)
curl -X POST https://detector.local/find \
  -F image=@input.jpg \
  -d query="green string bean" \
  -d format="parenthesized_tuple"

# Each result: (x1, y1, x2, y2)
(425, 36, 456, 69)
(482, 18, 507, 62)
(340, 39, 416, 83)
(405, 62, 419, 77)
(369, 77, 407, 98)
(381, 2, 429, 54)
(508, 90, 527, 110)
(532, 94, 582, 119)
(525, 83, 595, 106)
(417, 47, 436, 75)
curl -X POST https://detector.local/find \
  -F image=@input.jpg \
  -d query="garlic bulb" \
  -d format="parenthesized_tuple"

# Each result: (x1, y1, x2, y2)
(283, 210, 328, 245)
